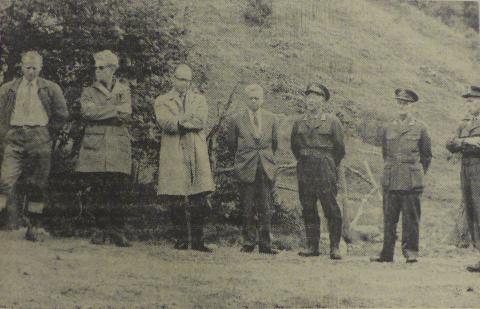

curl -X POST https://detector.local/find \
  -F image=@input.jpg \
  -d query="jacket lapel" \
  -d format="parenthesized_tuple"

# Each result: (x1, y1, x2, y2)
(242, 109, 257, 139)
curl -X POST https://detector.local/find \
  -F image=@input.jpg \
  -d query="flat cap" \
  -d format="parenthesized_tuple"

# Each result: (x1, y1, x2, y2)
(94, 50, 119, 67)
(305, 82, 330, 101)
(395, 88, 418, 103)
(462, 86, 480, 98)
(174, 64, 193, 81)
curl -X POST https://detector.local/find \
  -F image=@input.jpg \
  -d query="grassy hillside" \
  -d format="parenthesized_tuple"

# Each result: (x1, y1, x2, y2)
(174, 0, 479, 251)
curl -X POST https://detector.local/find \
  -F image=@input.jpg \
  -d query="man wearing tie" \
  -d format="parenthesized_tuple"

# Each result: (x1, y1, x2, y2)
(0, 51, 68, 241)
(226, 84, 279, 254)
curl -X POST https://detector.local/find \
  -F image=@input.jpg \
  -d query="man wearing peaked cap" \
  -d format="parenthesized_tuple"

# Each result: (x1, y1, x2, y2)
(291, 82, 345, 259)
(371, 88, 432, 263)
(447, 85, 480, 272)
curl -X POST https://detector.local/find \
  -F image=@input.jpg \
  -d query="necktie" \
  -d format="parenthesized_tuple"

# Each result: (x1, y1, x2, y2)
(253, 112, 260, 134)
(24, 82, 33, 117)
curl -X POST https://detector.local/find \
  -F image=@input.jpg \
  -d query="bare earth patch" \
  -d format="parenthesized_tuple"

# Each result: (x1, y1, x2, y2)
(1, 230, 480, 308)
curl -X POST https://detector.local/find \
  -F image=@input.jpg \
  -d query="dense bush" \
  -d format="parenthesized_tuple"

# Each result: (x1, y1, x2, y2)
(0, 0, 188, 232)
(243, 0, 273, 27)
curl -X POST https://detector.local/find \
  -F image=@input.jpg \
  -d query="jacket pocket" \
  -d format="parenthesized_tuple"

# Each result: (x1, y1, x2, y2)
(409, 165, 423, 189)
(82, 132, 104, 150)
(382, 166, 391, 187)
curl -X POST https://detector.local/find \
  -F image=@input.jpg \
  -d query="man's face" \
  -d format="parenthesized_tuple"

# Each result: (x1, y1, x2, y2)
(95, 65, 115, 84)
(246, 90, 264, 112)
(466, 98, 480, 116)
(396, 98, 413, 116)
(21, 59, 42, 82)
(305, 93, 325, 113)
(173, 76, 191, 94)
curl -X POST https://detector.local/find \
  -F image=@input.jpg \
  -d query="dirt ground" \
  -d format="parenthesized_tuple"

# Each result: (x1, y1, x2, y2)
(2, 230, 480, 308)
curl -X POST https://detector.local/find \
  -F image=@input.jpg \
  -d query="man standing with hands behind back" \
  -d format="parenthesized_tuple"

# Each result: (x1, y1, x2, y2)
(227, 84, 279, 255)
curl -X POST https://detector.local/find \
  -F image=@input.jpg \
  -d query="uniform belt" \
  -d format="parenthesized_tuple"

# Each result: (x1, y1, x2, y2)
(299, 148, 332, 158)
(386, 154, 417, 163)
(10, 125, 46, 129)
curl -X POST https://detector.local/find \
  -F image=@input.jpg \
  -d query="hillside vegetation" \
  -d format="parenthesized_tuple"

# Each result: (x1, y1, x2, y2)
(173, 0, 479, 249)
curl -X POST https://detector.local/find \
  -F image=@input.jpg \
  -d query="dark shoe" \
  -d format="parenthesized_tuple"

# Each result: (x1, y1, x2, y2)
(330, 248, 342, 260)
(298, 250, 320, 257)
(174, 241, 189, 250)
(370, 256, 393, 263)
(240, 245, 255, 253)
(259, 248, 278, 255)
(25, 226, 48, 242)
(109, 230, 131, 247)
(466, 263, 480, 272)
(406, 258, 418, 264)
(192, 244, 213, 253)
(90, 230, 106, 245)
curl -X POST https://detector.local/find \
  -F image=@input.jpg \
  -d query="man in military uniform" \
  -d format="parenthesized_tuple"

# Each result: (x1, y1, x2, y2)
(446, 85, 480, 272)
(0, 51, 69, 241)
(154, 64, 215, 252)
(290, 83, 345, 259)
(226, 84, 279, 255)
(371, 89, 432, 263)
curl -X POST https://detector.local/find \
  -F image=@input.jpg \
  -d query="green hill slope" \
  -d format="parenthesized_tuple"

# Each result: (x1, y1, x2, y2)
(177, 0, 479, 250)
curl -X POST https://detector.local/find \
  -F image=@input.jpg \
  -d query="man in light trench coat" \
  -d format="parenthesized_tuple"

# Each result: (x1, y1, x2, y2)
(154, 64, 215, 252)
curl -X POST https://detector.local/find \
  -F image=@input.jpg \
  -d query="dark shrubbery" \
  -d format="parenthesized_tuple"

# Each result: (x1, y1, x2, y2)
(243, 0, 273, 26)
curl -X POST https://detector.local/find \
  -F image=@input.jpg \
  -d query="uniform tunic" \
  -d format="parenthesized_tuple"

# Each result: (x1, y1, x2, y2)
(291, 113, 345, 251)
(447, 116, 480, 250)
(380, 117, 431, 260)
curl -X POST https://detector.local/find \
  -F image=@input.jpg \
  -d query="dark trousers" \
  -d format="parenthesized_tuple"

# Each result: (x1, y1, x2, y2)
(381, 190, 421, 260)
(461, 161, 480, 250)
(238, 165, 273, 250)
(0, 126, 51, 228)
(76, 172, 131, 230)
(167, 193, 209, 247)
(297, 158, 343, 251)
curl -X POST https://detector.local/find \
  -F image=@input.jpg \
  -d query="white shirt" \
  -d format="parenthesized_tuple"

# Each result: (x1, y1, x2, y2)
(10, 78, 49, 126)
(248, 108, 262, 135)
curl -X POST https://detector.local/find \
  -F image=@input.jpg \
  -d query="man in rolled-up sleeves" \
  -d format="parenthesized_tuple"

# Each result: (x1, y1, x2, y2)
(154, 64, 215, 252)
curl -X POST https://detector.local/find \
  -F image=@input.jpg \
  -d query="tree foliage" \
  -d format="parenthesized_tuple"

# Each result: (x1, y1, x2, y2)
(0, 0, 187, 185)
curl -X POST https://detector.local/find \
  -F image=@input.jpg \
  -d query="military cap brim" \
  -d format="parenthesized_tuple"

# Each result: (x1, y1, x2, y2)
(462, 86, 480, 98)
(395, 88, 418, 103)
(305, 83, 330, 101)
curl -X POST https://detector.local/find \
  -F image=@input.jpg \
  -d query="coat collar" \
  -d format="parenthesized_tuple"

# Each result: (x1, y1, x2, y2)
(7, 77, 50, 93)
(243, 108, 266, 139)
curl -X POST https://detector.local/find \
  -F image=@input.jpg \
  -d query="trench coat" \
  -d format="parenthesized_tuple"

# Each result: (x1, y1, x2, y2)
(154, 89, 214, 196)
(76, 80, 132, 175)
(381, 117, 432, 191)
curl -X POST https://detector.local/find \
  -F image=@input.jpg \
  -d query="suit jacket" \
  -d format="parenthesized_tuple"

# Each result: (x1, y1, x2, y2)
(381, 117, 432, 191)
(226, 109, 278, 183)
(0, 77, 68, 141)
(76, 80, 132, 175)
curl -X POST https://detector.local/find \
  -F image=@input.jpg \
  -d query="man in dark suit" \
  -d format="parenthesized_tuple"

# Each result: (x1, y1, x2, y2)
(0, 51, 69, 241)
(371, 89, 432, 263)
(226, 84, 278, 254)
(446, 85, 480, 272)
(291, 83, 345, 259)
